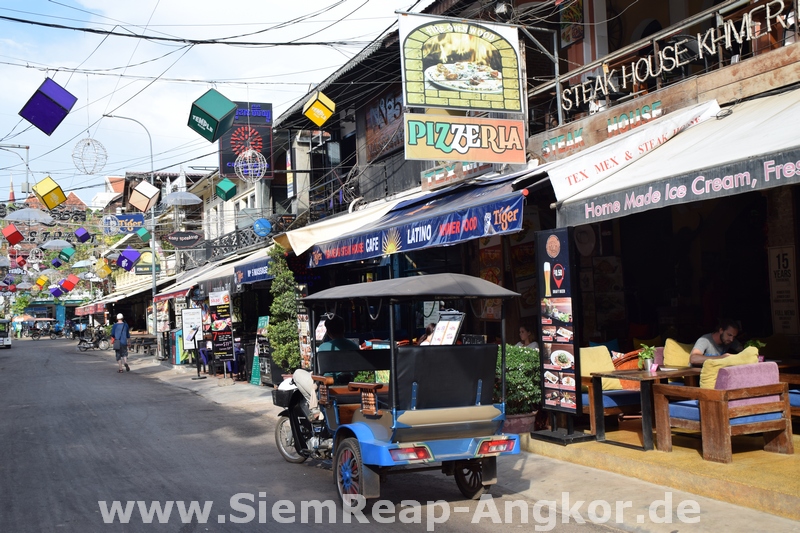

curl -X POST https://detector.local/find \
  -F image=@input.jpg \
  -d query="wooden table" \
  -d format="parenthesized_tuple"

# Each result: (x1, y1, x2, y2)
(590, 367, 701, 451)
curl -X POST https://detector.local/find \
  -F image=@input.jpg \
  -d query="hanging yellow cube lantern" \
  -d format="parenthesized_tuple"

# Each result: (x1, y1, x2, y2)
(302, 90, 335, 127)
(95, 263, 112, 279)
(129, 181, 160, 212)
(32, 176, 67, 210)
(36, 275, 48, 288)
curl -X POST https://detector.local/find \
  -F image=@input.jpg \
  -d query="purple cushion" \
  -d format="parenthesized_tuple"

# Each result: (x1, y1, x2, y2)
(653, 347, 664, 366)
(715, 362, 779, 408)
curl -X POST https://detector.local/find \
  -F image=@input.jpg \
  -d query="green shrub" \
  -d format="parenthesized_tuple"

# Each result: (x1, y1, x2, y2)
(495, 344, 541, 415)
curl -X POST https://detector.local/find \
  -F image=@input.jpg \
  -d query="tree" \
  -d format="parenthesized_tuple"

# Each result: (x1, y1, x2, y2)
(11, 293, 31, 317)
(267, 244, 301, 371)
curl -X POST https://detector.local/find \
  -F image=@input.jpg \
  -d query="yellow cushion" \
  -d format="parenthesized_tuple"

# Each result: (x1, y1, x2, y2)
(579, 346, 622, 390)
(663, 338, 693, 367)
(633, 335, 662, 350)
(699, 347, 759, 389)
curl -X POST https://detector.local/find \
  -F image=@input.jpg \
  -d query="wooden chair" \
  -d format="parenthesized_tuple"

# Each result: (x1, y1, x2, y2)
(780, 373, 800, 418)
(654, 362, 794, 463)
(579, 346, 641, 435)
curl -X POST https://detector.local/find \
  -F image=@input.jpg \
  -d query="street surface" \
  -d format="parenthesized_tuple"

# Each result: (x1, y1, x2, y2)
(1, 338, 797, 532)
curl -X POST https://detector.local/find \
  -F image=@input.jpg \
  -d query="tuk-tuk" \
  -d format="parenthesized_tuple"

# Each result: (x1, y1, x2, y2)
(274, 273, 521, 505)
(0, 319, 12, 348)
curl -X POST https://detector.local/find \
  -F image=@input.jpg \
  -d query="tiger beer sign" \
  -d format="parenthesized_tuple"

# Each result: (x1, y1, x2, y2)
(404, 113, 526, 164)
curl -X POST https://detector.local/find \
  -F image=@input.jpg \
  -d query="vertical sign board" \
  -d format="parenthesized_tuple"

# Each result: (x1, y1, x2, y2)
(536, 228, 581, 415)
(209, 290, 234, 361)
(181, 308, 203, 350)
(253, 316, 269, 385)
(768, 246, 800, 334)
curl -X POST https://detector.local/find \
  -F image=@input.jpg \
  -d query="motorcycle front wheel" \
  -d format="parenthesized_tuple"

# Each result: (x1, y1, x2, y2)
(31, 332, 41, 340)
(275, 416, 307, 464)
(78, 343, 88, 352)
(50, 333, 57, 340)
(99, 340, 110, 350)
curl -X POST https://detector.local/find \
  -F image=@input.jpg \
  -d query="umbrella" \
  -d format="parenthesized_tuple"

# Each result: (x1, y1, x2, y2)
(72, 259, 95, 268)
(16, 282, 33, 290)
(41, 239, 73, 250)
(4, 208, 54, 225)
(40, 268, 59, 277)
(162, 191, 202, 206)
(13, 314, 34, 321)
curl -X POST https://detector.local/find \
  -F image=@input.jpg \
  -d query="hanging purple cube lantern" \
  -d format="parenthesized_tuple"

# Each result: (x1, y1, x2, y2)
(50, 287, 64, 298)
(74, 227, 91, 243)
(116, 247, 141, 272)
(51, 258, 62, 268)
(18, 78, 78, 136)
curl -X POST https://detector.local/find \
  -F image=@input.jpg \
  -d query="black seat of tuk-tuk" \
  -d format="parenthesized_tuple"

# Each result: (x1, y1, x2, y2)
(394, 344, 497, 410)
(315, 349, 391, 375)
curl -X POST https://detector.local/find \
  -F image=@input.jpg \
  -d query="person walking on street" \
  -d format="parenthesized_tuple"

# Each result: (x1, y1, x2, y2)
(111, 313, 131, 373)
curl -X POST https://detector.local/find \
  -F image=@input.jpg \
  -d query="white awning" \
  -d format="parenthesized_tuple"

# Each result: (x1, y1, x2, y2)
(273, 198, 411, 255)
(556, 86, 800, 227)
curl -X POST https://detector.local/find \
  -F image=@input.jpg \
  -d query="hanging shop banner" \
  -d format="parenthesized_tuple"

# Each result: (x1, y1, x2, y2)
(209, 290, 234, 361)
(103, 213, 146, 235)
(536, 228, 581, 415)
(366, 85, 404, 162)
(218, 102, 273, 179)
(165, 231, 203, 249)
(308, 193, 524, 268)
(421, 161, 493, 192)
(234, 258, 273, 285)
(181, 308, 203, 350)
(478, 236, 503, 320)
(558, 145, 800, 227)
(398, 14, 522, 113)
(404, 113, 526, 164)
(156, 300, 170, 333)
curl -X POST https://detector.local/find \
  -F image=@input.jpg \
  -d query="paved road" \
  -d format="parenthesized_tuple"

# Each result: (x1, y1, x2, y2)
(0, 338, 610, 532)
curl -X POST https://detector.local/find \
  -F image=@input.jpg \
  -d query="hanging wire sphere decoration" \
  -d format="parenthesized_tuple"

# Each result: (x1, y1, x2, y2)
(28, 248, 44, 262)
(72, 137, 108, 175)
(233, 149, 268, 183)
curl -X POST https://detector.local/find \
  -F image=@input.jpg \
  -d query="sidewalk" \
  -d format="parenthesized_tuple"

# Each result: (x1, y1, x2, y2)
(122, 352, 800, 532)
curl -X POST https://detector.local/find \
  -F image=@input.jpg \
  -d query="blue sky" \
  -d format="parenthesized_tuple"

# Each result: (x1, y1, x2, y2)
(0, 0, 428, 205)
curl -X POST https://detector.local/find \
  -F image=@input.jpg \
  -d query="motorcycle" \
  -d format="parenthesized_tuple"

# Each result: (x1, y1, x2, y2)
(77, 330, 110, 351)
(273, 376, 334, 463)
(50, 328, 66, 340)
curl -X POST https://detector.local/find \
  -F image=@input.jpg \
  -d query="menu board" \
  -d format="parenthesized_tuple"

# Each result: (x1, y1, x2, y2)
(181, 308, 203, 350)
(429, 311, 464, 345)
(536, 228, 581, 414)
(209, 290, 234, 361)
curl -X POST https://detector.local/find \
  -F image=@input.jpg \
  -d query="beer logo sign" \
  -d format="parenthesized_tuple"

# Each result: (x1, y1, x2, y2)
(545, 235, 561, 258)
(553, 263, 565, 289)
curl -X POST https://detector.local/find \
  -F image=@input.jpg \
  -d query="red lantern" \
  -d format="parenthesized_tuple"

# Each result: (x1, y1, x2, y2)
(7, 285, 15, 292)
(2, 224, 24, 245)
(16, 257, 26, 268)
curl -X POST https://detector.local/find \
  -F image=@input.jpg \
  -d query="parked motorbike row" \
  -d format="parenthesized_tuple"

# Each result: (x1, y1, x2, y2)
(26, 324, 111, 351)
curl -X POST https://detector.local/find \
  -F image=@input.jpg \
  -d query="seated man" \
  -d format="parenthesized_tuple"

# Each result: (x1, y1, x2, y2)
(689, 318, 743, 366)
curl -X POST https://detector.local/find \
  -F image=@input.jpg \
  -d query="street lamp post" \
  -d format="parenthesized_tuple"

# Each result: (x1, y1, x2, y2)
(103, 114, 160, 360)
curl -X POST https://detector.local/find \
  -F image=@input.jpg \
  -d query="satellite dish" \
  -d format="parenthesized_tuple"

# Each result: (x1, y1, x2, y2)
(253, 218, 272, 237)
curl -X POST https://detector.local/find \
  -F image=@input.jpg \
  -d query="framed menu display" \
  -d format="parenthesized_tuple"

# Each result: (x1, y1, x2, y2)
(428, 311, 465, 346)
(536, 228, 582, 415)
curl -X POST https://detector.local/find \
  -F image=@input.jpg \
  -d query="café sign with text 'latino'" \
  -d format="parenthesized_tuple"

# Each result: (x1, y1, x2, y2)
(404, 113, 526, 164)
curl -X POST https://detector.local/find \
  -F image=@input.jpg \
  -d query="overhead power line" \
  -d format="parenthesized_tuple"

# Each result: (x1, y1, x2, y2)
(0, 15, 373, 48)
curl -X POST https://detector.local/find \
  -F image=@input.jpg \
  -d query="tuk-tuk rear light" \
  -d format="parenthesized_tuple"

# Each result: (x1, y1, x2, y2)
(478, 439, 515, 455)
(390, 446, 432, 462)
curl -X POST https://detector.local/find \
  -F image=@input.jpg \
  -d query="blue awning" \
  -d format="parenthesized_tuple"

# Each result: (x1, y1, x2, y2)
(307, 177, 526, 268)
(234, 257, 273, 285)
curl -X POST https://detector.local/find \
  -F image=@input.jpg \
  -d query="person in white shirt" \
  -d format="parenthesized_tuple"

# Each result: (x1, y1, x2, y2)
(515, 324, 539, 351)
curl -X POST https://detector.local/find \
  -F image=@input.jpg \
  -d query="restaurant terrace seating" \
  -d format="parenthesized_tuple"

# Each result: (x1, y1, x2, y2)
(579, 346, 641, 435)
(654, 356, 794, 463)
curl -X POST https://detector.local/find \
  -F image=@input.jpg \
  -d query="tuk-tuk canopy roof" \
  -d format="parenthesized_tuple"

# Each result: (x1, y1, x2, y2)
(303, 273, 520, 302)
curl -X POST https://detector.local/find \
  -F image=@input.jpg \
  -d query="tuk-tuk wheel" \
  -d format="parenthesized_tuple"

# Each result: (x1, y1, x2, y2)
(454, 460, 490, 499)
(335, 438, 364, 508)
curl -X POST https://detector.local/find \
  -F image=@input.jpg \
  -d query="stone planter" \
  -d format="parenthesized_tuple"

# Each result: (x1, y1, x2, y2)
(503, 412, 537, 434)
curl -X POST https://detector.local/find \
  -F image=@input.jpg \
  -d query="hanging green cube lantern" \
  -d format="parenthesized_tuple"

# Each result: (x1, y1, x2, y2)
(187, 89, 237, 142)
(33, 176, 67, 210)
(216, 178, 237, 201)
(137, 227, 151, 242)
(58, 247, 75, 262)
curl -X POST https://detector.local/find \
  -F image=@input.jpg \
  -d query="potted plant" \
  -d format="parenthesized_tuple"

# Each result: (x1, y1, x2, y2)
(637, 344, 656, 370)
(494, 344, 542, 434)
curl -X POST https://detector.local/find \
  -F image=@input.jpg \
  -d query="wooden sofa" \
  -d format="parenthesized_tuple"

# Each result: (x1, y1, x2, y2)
(653, 362, 794, 463)
(579, 346, 641, 435)
(779, 373, 800, 418)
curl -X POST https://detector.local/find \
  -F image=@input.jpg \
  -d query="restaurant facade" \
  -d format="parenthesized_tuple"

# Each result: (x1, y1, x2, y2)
(270, 0, 800, 357)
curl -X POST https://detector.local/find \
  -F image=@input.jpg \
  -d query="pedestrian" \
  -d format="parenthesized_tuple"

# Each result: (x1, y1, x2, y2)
(110, 313, 131, 373)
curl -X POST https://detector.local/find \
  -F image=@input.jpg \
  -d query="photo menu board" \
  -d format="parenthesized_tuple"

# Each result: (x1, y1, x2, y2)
(209, 290, 234, 361)
(536, 228, 581, 415)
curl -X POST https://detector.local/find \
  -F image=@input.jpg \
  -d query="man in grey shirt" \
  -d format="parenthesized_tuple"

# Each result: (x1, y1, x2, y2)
(690, 318, 743, 366)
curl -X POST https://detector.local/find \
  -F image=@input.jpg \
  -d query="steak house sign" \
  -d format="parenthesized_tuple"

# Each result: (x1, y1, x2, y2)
(560, 0, 791, 112)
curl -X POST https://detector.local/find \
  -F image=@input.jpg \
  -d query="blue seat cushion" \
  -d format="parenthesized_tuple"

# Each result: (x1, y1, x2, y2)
(790, 390, 800, 407)
(581, 390, 640, 408)
(669, 399, 783, 425)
